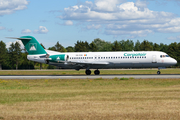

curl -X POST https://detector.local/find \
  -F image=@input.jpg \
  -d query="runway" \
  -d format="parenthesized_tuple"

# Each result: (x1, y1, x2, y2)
(1, 74, 180, 79)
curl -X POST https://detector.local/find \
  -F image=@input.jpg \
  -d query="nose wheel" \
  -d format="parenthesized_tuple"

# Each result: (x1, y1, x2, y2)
(157, 71, 161, 75)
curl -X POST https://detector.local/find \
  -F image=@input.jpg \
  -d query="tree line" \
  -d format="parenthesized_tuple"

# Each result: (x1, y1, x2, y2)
(0, 38, 179, 69)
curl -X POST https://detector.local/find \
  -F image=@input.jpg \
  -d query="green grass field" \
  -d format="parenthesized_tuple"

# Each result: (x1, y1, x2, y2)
(0, 68, 180, 75)
(1, 78, 180, 119)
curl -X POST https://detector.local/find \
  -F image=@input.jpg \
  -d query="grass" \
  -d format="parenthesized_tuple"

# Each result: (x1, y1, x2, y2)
(120, 77, 129, 80)
(1, 78, 180, 119)
(0, 68, 180, 75)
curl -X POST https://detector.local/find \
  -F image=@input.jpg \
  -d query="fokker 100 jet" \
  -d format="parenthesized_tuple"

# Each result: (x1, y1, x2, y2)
(10, 36, 177, 75)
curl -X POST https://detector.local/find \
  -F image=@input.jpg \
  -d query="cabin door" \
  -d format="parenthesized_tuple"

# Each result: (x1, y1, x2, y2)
(152, 55, 157, 63)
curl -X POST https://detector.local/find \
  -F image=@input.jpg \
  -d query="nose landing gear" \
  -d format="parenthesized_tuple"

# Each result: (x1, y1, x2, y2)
(157, 71, 161, 75)
(157, 67, 162, 75)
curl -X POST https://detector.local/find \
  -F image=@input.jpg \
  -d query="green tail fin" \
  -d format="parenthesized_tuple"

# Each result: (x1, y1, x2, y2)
(19, 36, 47, 55)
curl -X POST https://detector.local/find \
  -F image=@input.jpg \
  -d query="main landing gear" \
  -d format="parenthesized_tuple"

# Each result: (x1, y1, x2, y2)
(94, 69, 100, 75)
(85, 69, 100, 75)
(85, 69, 91, 75)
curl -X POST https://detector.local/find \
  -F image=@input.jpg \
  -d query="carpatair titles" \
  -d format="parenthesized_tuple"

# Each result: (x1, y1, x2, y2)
(124, 53, 146, 57)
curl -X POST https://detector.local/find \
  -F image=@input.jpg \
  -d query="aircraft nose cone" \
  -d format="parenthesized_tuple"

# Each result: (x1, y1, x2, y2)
(172, 59, 177, 65)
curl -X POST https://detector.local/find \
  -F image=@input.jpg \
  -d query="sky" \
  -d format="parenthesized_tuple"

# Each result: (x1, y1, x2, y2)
(1, 0, 180, 49)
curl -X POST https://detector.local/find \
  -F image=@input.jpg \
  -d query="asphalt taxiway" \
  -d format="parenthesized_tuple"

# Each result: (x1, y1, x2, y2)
(1, 74, 180, 79)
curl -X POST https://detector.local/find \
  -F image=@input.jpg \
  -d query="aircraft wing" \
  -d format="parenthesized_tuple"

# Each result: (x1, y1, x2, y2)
(67, 61, 109, 65)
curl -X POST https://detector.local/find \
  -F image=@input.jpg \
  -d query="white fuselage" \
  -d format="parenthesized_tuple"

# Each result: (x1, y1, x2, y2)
(27, 50, 177, 70)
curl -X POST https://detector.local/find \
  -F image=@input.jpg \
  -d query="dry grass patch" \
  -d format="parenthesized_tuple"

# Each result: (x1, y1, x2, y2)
(1, 78, 180, 119)
(1, 100, 180, 120)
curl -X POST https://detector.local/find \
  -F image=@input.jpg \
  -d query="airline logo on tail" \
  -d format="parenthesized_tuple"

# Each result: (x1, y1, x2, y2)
(29, 43, 37, 51)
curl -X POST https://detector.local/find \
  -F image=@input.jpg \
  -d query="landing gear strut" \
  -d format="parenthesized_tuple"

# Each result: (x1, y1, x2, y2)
(94, 69, 100, 75)
(157, 67, 161, 75)
(85, 69, 91, 75)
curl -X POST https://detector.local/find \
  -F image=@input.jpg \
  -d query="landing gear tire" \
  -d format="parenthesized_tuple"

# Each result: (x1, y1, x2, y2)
(157, 71, 161, 75)
(85, 70, 91, 75)
(94, 70, 100, 75)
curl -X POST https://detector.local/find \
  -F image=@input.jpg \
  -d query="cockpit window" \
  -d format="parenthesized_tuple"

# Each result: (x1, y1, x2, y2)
(160, 55, 170, 58)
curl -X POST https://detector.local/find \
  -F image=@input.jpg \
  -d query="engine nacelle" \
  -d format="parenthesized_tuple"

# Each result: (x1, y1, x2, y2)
(48, 54, 69, 63)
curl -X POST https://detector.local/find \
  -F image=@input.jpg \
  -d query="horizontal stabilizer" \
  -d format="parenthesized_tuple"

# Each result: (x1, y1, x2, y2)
(6, 37, 32, 40)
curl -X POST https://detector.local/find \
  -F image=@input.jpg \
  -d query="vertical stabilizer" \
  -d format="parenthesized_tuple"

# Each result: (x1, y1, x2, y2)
(19, 36, 47, 55)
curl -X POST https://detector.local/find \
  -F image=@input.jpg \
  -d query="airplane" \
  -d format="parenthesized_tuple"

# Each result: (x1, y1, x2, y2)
(10, 36, 177, 75)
